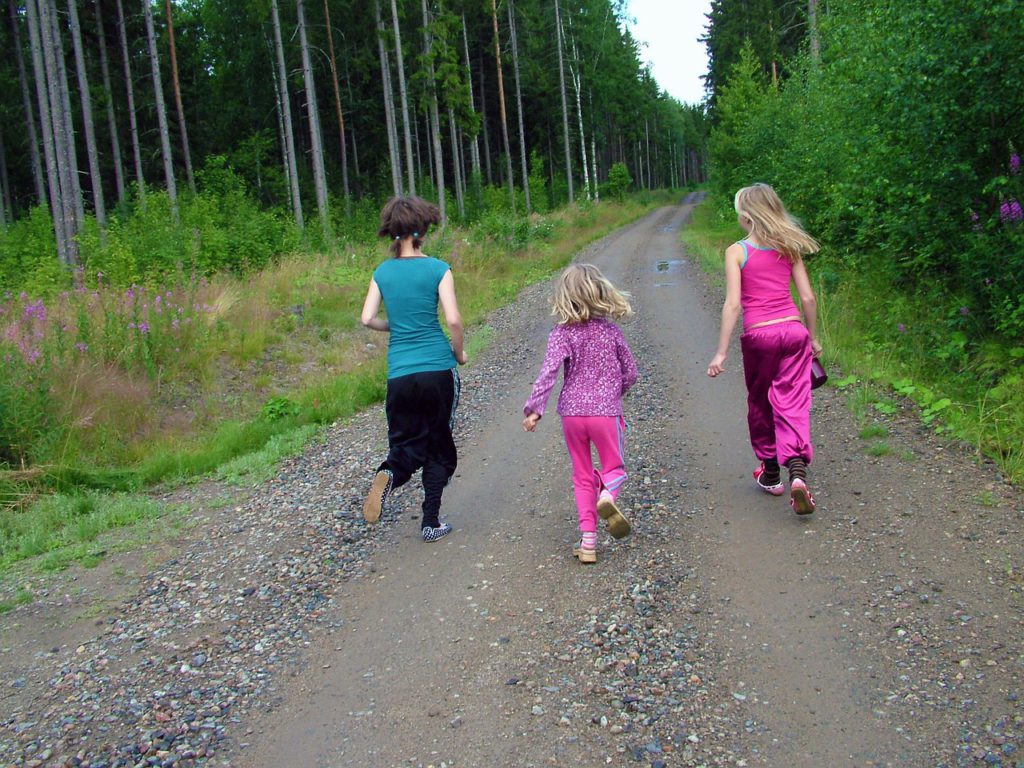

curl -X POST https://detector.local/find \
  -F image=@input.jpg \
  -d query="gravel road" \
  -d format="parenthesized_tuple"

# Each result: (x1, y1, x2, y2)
(2, 195, 1023, 768)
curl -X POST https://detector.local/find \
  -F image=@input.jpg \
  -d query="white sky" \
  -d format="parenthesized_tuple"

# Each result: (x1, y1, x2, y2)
(626, 0, 712, 105)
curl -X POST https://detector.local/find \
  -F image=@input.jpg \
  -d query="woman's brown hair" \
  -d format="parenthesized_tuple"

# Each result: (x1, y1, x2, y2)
(378, 196, 442, 255)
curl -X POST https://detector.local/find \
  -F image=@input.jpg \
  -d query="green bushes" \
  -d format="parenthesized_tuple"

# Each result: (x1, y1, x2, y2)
(709, 0, 1024, 340)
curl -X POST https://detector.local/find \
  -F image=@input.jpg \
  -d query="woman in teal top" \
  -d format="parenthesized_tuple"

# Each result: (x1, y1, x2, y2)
(360, 196, 467, 542)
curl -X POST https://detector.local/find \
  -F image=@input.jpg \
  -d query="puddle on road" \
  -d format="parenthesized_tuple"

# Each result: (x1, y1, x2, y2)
(654, 259, 686, 273)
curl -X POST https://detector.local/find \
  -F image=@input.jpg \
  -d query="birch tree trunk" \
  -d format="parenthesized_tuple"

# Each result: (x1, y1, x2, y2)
(460, 15, 480, 184)
(270, 0, 303, 228)
(489, 0, 514, 210)
(95, 0, 125, 203)
(25, 0, 68, 262)
(296, 0, 330, 239)
(67, 0, 108, 240)
(323, 0, 350, 212)
(8, 0, 46, 204)
(421, 0, 444, 221)
(374, 0, 401, 196)
(344, 58, 360, 180)
(507, 0, 530, 212)
(45, 0, 84, 257)
(143, 0, 178, 211)
(554, 0, 573, 203)
(116, 0, 144, 205)
(448, 105, 464, 218)
(268, 54, 291, 214)
(164, 0, 194, 193)
(565, 19, 590, 200)
(389, 0, 415, 194)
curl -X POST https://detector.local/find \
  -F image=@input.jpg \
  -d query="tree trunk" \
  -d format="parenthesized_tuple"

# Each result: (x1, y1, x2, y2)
(270, 0, 303, 228)
(477, 48, 491, 185)
(295, 0, 330, 239)
(490, 0, 514, 210)
(25, 0, 66, 262)
(95, 0, 126, 203)
(374, 0, 401, 196)
(644, 118, 651, 190)
(45, 0, 84, 259)
(323, 0, 350, 212)
(809, 0, 820, 66)
(34, 0, 77, 264)
(116, 0, 144, 205)
(0, 127, 10, 225)
(460, 14, 480, 183)
(448, 106, 464, 219)
(554, 0, 573, 203)
(344, 57, 360, 182)
(67, 0, 108, 241)
(507, 0, 530, 213)
(389, 0, 415, 194)
(421, 0, 444, 221)
(164, 0, 193, 193)
(565, 17, 590, 200)
(8, 0, 46, 205)
(143, 0, 178, 210)
(268, 52, 291, 213)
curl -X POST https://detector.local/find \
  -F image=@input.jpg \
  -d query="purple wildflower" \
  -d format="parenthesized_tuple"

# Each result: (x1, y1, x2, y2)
(1011, 154, 1021, 175)
(1000, 199, 1023, 223)
(138, 321, 150, 334)
(958, 306, 970, 317)
(172, 318, 180, 331)
(75, 342, 89, 353)
(897, 323, 907, 333)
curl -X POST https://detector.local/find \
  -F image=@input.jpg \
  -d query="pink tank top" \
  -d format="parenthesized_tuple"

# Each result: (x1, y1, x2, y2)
(738, 240, 800, 331)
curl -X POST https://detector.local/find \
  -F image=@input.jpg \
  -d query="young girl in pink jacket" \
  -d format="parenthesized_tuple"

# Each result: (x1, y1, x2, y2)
(523, 264, 637, 563)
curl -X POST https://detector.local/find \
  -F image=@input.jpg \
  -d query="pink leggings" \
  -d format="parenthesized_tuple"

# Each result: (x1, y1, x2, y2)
(561, 415, 628, 533)
(740, 321, 813, 466)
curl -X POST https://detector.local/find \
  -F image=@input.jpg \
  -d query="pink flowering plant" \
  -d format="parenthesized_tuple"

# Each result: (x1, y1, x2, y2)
(0, 275, 219, 467)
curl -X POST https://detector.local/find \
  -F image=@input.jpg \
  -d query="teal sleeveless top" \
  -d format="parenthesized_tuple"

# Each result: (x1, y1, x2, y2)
(373, 256, 457, 379)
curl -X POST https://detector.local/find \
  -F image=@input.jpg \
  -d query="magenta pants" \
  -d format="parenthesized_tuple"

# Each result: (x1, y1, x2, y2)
(561, 415, 628, 533)
(740, 321, 814, 466)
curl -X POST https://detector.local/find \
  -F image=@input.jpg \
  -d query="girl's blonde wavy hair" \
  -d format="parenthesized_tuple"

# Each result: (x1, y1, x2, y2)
(551, 264, 632, 324)
(734, 183, 820, 262)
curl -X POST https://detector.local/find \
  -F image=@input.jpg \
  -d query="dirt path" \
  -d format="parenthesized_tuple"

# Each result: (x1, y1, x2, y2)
(3, 197, 1023, 768)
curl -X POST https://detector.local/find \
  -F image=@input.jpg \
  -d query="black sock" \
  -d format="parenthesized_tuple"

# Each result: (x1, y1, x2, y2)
(786, 457, 807, 483)
(761, 458, 781, 484)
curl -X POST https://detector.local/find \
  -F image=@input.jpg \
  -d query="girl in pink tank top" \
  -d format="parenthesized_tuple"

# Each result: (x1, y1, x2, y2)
(706, 184, 823, 515)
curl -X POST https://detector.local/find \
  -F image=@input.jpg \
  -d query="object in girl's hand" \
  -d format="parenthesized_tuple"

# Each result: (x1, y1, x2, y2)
(810, 357, 828, 390)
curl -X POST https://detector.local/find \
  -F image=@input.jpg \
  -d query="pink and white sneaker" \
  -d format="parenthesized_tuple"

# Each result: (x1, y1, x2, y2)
(790, 478, 816, 515)
(753, 463, 785, 496)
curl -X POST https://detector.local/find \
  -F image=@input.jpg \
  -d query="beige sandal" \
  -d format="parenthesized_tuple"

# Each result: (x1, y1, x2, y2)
(573, 543, 597, 564)
(597, 492, 631, 539)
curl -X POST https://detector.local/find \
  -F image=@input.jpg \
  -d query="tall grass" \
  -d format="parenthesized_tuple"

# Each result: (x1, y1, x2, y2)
(682, 193, 1024, 484)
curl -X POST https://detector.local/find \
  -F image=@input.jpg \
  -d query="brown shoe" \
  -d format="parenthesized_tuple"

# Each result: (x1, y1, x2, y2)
(573, 542, 597, 564)
(362, 469, 393, 523)
(597, 492, 631, 539)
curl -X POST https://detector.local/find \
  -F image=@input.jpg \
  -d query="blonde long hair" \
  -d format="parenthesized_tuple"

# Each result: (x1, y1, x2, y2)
(551, 264, 632, 324)
(734, 183, 819, 262)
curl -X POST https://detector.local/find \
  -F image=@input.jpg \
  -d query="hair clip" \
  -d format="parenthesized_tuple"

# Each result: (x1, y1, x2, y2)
(395, 235, 401, 240)
(413, 232, 420, 238)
